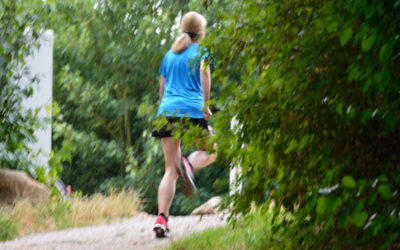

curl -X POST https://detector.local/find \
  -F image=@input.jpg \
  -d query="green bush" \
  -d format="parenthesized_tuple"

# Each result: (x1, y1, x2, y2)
(49, 0, 229, 214)
(0, 0, 63, 188)
(201, 0, 400, 248)
(48, 0, 184, 195)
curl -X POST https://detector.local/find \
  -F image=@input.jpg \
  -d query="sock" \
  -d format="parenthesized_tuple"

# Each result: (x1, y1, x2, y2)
(159, 213, 168, 222)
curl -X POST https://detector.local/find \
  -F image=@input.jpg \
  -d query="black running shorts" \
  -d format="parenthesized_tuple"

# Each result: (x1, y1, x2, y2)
(152, 117, 208, 138)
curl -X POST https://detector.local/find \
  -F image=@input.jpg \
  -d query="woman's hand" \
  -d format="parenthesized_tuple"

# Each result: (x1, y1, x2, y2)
(203, 107, 212, 120)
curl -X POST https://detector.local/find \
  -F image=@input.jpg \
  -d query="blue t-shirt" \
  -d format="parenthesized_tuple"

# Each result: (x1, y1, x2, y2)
(157, 43, 208, 118)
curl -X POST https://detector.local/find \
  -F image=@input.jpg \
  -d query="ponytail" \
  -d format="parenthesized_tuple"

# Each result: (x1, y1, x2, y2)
(171, 33, 192, 53)
(170, 11, 207, 53)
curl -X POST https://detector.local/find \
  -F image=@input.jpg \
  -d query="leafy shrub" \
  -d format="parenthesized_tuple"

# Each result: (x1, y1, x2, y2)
(170, 209, 294, 250)
(202, 0, 400, 248)
(0, 0, 63, 188)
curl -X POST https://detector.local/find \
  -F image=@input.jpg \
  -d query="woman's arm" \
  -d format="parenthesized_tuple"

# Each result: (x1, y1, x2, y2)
(200, 60, 212, 120)
(159, 76, 165, 100)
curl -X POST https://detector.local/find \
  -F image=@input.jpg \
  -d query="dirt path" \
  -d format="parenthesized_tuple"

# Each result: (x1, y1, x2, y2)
(0, 213, 226, 250)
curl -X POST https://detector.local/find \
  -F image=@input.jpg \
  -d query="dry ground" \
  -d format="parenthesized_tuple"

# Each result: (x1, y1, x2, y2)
(0, 213, 226, 250)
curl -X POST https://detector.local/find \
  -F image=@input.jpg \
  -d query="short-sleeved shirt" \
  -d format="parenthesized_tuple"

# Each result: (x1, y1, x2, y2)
(157, 43, 208, 118)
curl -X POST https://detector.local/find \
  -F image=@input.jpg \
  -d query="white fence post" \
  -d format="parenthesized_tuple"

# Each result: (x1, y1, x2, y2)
(21, 30, 54, 170)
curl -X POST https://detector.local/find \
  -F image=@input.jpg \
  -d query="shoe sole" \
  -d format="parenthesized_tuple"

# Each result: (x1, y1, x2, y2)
(153, 224, 170, 238)
(178, 158, 196, 197)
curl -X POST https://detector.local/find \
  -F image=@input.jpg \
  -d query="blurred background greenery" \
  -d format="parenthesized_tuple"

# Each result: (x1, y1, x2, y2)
(47, 0, 229, 215)
(1, 0, 399, 248)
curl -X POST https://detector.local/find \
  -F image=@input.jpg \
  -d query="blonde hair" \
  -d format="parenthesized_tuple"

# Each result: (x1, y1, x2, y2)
(171, 11, 207, 53)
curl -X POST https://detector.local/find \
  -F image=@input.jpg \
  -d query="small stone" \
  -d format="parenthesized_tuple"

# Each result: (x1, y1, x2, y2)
(191, 196, 222, 215)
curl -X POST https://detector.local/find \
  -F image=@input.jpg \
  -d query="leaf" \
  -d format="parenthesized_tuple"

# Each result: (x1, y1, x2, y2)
(363, 5, 375, 19)
(362, 79, 372, 94)
(299, 134, 311, 150)
(342, 176, 356, 188)
(326, 20, 339, 33)
(340, 28, 353, 46)
(348, 212, 368, 227)
(284, 139, 298, 154)
(323, 217, 334, 232)
(316, 196, 342, 215)
(361, 109, 373, 124)
(379, 42, 394, 63)
(336, 102, 343, 115)
(347, 106, 356, 119)
(316, 196, 328, 214)
(373, 70, 391, 92)
(358, 179, 367, 193)
(272, 78, 283, 89)
(361, 34, 376, 51)
(338, 214, 346, 228)
(348, 64, 360, 81)
(45, 105, 51, 116)
(378, 174, 388, 183)
(378, 184, 392, 200)
(367, 194, 377, 205)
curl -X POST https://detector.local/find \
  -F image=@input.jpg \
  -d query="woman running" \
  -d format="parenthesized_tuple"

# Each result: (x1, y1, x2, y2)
(151, 11, 217, 238)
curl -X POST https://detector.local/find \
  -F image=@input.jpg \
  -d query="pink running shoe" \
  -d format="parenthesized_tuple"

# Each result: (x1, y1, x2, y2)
(178, 157, 196, 197)
(153, 215, 170, 238)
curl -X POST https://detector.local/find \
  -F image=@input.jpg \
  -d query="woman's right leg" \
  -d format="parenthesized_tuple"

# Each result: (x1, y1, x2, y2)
(187, 126, 217, 170)
(187, 145, 217, 171)
(178, 126, 217, 197)
(158, 137, 181, 216)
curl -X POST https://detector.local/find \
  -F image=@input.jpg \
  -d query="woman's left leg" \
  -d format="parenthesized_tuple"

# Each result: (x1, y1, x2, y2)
(158, 137, 181, 216)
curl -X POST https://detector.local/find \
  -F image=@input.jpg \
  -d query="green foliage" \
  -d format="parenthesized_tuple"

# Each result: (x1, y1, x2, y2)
(0, 0, 62, 187)
(0, 211, 18, 241)
(48, 0, 229, 214)
(341, 176, 356, 188)
(170, 211, 293, 250)
(48, 0, 185, 193)
(199, 0, 400, 248)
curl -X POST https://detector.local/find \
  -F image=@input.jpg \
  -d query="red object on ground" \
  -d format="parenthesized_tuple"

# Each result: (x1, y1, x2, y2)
(66, 185, 71, 195)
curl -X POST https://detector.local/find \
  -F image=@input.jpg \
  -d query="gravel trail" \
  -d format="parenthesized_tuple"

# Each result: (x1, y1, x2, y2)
(0, 213, 226, 250)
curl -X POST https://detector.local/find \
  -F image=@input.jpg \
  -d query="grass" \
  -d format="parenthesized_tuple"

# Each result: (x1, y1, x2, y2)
(0, 189, 141, 242)
(169, 210, 294, 250)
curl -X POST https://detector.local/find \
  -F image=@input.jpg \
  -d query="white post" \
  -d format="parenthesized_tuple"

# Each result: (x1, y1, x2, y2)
(21, 30, 54, 170)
